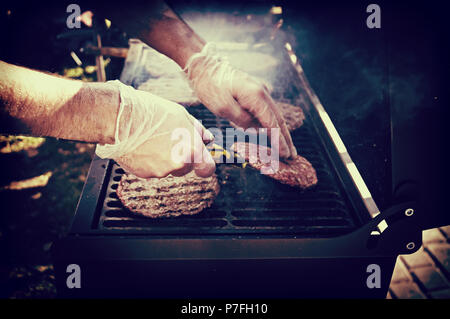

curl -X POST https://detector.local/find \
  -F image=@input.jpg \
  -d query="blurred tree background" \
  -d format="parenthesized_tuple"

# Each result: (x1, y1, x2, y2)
(0, 1, 126, 298)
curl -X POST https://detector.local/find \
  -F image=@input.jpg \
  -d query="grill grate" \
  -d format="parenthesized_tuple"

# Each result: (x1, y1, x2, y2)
(96, 104, 360, 237)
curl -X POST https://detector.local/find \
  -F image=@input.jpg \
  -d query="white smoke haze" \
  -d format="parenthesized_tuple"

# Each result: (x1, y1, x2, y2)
(389, 74, 426, 123)
(180, 11, 284, 87)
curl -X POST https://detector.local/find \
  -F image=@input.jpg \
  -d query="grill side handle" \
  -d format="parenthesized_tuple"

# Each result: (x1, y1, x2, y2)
(391, 103, 450, 230)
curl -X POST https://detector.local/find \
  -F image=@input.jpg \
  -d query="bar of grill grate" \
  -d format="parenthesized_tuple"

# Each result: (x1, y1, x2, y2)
(97, 104, 360, 237)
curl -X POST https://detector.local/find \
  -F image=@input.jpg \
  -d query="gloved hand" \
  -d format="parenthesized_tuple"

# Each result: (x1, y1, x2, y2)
(183, 43, 297, 159)
(95, 80, 216, 178)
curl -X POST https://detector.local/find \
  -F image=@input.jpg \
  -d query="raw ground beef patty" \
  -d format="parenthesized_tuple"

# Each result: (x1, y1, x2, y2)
(232, 142, 318, 189)
(117, 171, 220, 218)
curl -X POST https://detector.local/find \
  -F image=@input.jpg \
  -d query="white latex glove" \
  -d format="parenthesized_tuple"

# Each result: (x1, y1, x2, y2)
(95, 80, 216, 178)
(183, 43, 297, 159)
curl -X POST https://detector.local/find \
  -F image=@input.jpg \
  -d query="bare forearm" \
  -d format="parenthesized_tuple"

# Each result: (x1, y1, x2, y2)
(99, 1, 205, 68)
(0, 61, 118, 144)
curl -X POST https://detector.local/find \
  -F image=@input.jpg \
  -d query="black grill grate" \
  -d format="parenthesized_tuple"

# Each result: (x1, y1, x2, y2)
(96, 104, 361, 237)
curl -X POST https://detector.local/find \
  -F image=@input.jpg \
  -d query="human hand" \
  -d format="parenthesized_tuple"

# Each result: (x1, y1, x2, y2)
(184, 43, 297, 159)
(95, 80, 215, 178)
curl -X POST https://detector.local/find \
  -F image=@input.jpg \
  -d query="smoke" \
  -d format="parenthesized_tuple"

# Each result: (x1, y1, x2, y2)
(389, 74, 425, 123)
(290, 24, 388, 124)
(182, 12, 264, 44)
(179, 9, 393, 128)
(175, 5, 425, 135)
(282, 10, 429, 131)
(173, 3, 429, 132)
(179, 10, 284, 87)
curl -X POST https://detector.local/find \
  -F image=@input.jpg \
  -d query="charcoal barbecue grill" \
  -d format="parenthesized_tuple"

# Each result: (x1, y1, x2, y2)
(52, 9, 446, 298)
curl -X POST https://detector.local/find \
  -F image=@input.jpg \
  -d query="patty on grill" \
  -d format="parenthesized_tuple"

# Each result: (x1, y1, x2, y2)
(117, 171, 220, 218)
(277, 102, 305, 132)
(232, 142, 317, 189)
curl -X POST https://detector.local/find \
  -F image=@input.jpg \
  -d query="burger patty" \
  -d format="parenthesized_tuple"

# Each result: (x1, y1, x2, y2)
(117, 171, 220, 218)
(276, 102, 305, 132)
(232, 142, 317, 189)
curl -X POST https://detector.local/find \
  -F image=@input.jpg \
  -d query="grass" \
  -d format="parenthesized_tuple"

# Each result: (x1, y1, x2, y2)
(0, 135, 95, 298)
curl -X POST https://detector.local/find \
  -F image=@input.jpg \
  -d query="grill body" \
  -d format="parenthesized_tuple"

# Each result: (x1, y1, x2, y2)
(53, 18, 408, 298)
